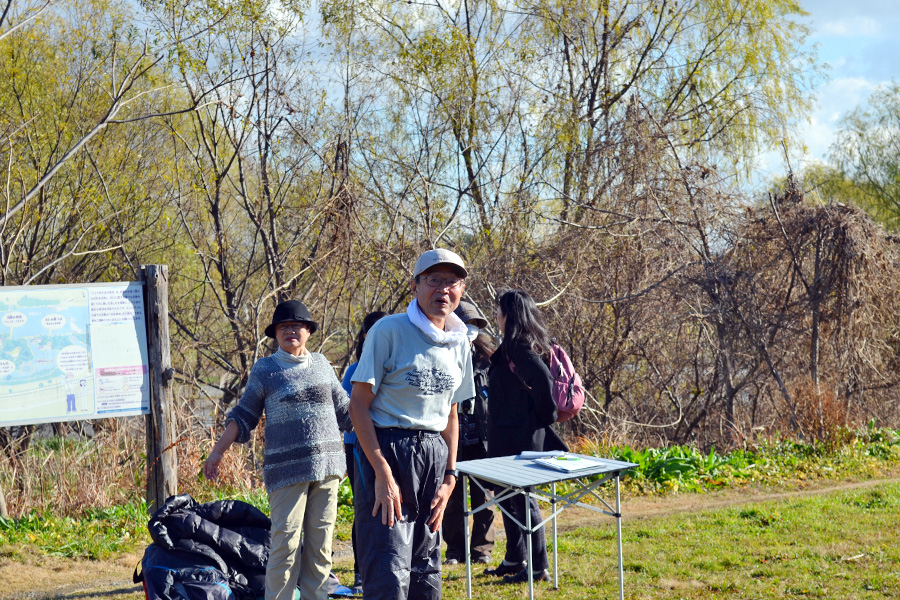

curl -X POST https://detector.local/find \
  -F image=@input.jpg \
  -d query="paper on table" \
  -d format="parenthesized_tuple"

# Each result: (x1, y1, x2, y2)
(533, 454, 605, 473)
(517, 450, 566, 460)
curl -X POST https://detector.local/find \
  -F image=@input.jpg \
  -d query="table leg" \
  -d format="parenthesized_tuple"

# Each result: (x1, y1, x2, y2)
(526, 486, 534, 600)
(552, 481, 558, 589)
(463, 475, 472, 599)
(616, 474, 624, 600)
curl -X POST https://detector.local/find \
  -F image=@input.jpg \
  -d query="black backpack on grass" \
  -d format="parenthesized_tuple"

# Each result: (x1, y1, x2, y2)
(134, 543, 240, 600)
(133, 494, 270, 600)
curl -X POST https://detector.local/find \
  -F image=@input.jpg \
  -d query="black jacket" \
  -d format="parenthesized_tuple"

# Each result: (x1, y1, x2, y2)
(457, 345, 491, 455)
(140, 494, 271, 600)
(487, 341, 567, 457)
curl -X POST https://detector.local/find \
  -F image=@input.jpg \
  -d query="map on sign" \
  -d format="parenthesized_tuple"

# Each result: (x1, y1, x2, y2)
(0, 282, 150, 427)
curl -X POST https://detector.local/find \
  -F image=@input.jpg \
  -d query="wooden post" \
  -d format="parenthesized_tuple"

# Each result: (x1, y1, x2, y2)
(0, 482, 8, 519)
(142, 265, 177, 515)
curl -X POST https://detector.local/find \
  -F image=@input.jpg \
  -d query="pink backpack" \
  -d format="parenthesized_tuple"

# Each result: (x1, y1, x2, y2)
(547, 343, 585, 422)
(508, 342, 586, 423)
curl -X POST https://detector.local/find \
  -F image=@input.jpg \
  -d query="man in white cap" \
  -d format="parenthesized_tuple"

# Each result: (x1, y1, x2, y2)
(349, 248, 475, 600)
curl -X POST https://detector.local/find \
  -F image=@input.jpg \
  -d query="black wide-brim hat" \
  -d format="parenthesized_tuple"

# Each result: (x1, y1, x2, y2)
(265, 300, 318, 338)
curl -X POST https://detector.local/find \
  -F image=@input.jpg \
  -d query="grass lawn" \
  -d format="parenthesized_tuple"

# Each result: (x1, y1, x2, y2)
(332, 481, 900, 600)
(2, 481, 899, 599)
(4, 431, 900, 599)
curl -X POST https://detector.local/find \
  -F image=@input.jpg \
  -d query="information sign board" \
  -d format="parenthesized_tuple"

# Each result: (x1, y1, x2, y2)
(0, 282, 150, 426)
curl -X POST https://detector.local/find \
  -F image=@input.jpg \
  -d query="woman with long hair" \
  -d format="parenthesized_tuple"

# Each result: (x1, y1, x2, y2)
(483, 289, 566, 584)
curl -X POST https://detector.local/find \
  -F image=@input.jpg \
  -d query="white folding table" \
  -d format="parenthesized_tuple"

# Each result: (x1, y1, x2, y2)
(456, 454, 637, 600)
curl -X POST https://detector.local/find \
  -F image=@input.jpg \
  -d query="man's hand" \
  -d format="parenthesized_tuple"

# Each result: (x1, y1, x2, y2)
(427, 477, 456, 532)
(351, 382, 403, 526)
(433, 403, 459, 532)
(373, 468, 404, 526)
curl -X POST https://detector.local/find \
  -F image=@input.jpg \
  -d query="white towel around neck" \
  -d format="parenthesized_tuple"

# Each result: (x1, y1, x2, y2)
(406, 299, 468, 347)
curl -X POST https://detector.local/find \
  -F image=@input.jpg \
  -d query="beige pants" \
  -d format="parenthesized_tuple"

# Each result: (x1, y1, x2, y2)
(266, 476, 340, 600)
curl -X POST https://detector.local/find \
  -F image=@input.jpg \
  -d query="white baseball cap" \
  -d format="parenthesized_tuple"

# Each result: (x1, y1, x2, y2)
(413, 248, 468, 278)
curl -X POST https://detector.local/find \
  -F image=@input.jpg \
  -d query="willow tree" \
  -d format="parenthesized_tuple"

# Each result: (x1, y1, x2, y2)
(320, 0, 528, 248)
(830, 82, 900, 231)
(507, 0, 817, 222)
(0, 0, 192, 286)
(140, 0, 377, 405)
(319, 0, 820, 313)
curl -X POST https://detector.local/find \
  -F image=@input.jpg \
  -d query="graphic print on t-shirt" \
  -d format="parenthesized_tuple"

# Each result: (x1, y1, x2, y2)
(406, 368, 455, 395)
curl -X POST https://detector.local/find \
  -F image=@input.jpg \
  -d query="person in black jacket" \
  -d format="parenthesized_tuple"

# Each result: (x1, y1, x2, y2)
(483, 289, 567, 584)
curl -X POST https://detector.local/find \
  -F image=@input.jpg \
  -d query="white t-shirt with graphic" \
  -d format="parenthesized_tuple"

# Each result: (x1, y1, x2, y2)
(351, 313, 475, 431)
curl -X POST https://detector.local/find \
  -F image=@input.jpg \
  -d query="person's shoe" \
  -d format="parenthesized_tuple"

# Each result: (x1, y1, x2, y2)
(483, 561, 526, 577)
(350, 572, 363, 596)
(444, 557, 459, 565)
(503, 568, 551, 584)
(473, 554, 492, 564)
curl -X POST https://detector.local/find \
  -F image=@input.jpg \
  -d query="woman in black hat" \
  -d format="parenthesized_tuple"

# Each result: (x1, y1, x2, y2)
(204, 300, 352, 600)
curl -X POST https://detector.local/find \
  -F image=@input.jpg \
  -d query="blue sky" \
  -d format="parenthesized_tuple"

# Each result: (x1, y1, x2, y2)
(755, 0, 900, 182)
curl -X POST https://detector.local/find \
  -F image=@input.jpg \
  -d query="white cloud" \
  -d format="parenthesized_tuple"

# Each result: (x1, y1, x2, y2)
(796, 77, 889, 162)
(749, 1, 900, 187)
(801, 117, 840, 161)
(816, 17, 882, 37)
(823, 77, 880, 106)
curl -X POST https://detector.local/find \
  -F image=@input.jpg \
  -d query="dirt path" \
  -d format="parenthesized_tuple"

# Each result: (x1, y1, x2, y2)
(3, 476, 900, 600)
(0, 551, 145, 600)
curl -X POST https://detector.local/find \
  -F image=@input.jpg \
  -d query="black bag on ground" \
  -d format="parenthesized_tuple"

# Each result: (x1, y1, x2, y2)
(134, 494, 271, 600)
(134, 543, 240, 600)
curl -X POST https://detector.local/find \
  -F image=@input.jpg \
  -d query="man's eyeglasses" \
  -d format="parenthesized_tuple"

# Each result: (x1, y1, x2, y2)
(276, 323, 308, 333)
(421, 275, 465, 289)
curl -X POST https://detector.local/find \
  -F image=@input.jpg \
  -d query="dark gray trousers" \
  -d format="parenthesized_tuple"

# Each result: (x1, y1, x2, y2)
(354, 428, 448, 600)
(344, 443, 360, 575)
(499, 493, 549, 571)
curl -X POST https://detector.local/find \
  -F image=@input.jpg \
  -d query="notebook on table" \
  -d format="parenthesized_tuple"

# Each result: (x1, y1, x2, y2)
(532, 454, 605, 473)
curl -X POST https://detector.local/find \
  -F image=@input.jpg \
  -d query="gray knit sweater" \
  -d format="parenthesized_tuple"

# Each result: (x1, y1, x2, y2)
(226, 351, 352, 492)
